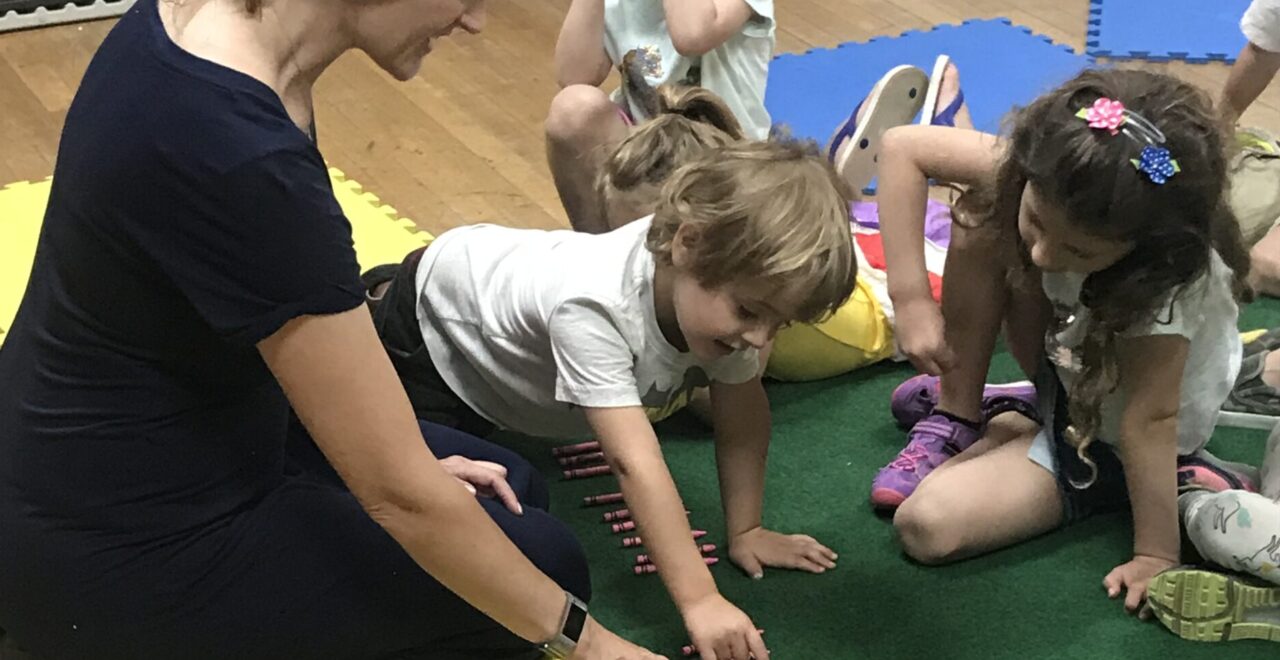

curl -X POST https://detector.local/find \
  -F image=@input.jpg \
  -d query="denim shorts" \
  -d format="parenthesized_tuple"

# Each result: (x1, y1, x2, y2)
(1027, 360, 1130, 525)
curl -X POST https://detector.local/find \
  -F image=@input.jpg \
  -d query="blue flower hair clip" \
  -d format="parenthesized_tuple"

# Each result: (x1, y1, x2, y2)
(1076, 97, 1181, 185)
(1132, 145, 1180, 185)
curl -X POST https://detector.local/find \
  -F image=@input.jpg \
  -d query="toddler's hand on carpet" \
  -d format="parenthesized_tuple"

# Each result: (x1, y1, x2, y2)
(896, 298, 954, 375)
(682, 593, 768, 660)
(438, 456, 523, 515)
(1103, 554, 1176, 618)
(729, 527, 837, 579)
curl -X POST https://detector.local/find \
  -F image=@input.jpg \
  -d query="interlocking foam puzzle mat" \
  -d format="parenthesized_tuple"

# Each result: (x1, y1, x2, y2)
(0, 0, 133, 33)
(765, 18, 1092, 146)
(0, 169, 432, 346)
(1085, 0, 1251, 63)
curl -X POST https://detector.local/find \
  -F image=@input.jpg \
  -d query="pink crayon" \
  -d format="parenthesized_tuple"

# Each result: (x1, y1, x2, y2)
(583, 492, 624, 507)
(551, 440, 601, 457)
(621, 530, 707, 548)
(610, 520, 636, 534)
(636, 544, 716, 565)
(603, 508, 689, 523)
(635, 557, 718, 575)
(563, 465, 612, 480)
(557, 452, 606, 468)
(681, 630, 764, 656)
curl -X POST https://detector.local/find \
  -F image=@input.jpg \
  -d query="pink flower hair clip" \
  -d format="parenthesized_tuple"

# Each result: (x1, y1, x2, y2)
(1074, 97, 1182, 184)
(1075, 97, 1127, 134)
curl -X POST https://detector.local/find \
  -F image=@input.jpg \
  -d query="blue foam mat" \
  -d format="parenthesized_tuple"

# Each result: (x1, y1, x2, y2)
(1086, 0, 1250, 63)
(765, 19, 1091, 149)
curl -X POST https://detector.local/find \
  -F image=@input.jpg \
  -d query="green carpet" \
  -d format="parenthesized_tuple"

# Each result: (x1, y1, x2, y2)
(501, 298, 1280, 659)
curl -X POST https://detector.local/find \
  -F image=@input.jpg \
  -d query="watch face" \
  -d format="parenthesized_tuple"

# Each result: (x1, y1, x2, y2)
(563, 599, 588, 642)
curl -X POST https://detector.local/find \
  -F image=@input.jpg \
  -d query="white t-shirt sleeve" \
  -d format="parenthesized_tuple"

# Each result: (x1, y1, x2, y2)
(1243, 0, 1280, 53)
(548, 299, 643, 409)
(739, 0, 775, 37)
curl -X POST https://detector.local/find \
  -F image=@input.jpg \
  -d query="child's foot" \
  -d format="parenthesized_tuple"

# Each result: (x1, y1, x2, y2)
(826, 64, 928, 192)
(889, 374, 1039, 429)
(1148, 567, 1280, 643)
(1220, 350, 1280, 431)
(920, 56, 974, 130)
(1242, 327, 1280, 357)
(870, 414, 981, 509)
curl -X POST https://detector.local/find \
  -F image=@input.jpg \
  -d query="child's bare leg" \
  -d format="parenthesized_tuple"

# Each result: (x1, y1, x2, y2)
(935, 224, 1008, 422)
(1002, 283, 1052, 381)
(545, 85, 631, 233)
(1223, 42, 1280, 125)
(894, 430, 1062, 564)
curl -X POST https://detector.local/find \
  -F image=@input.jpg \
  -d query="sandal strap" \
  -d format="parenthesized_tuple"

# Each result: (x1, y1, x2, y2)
(827, 97, 867, 162)
(930, 89, 964, 128)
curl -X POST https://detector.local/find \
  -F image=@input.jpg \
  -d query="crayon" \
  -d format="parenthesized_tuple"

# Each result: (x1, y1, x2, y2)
(551, 440, 601, 457)
(633, 557, 717, 575)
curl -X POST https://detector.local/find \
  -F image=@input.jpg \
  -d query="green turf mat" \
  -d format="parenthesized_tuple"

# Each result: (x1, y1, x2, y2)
(498, 297, 1280, 658)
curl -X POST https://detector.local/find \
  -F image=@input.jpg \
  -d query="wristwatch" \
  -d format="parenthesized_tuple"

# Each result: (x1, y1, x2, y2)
(539, 591, 588, 659)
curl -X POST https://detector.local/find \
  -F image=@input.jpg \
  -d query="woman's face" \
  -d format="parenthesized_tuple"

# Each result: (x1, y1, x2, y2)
(353, 0, 486, 81)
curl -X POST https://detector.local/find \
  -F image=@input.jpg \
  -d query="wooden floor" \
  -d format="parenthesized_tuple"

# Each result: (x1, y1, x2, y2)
(3, 0, 1280, 236)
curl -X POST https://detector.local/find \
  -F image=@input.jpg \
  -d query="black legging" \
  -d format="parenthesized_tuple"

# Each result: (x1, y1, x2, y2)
(0, 421, 588, 660)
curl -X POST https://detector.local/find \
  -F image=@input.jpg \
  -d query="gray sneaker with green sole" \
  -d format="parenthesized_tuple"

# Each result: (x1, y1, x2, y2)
(1148, 567, 1280, 643)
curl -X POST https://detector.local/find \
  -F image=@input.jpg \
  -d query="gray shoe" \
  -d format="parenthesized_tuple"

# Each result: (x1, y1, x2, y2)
(1244, 327, 1280, 358)
(1220, 352, 1280, 430)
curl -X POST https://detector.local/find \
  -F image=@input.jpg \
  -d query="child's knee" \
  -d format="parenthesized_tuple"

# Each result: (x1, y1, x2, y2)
(546, 85, 621, 145)
(894, 493, 964, 565)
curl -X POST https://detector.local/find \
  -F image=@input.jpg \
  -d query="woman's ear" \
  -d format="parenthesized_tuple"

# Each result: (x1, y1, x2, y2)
(670, 222, 701, 270)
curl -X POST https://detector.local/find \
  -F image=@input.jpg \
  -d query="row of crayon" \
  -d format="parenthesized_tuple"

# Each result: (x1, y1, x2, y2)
(554, 440, 733, 657)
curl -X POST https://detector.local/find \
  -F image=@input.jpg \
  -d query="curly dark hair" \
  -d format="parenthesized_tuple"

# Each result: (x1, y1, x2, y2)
(953, 68, 1251, 485)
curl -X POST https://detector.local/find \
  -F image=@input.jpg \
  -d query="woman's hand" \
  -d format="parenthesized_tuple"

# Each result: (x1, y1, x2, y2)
(681, 593, 768, 660)
(729, 527, 837, 578)
(1103, 554, 1177, 618)
(438, 456, 523, 515)
(572, 615, 669, 660)
(895, 297, 955, 375)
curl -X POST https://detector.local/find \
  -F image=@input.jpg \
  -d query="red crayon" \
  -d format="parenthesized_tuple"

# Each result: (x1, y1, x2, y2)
(681, 630, 764, 657)
(557, 452, 606, 468)
(551, 440, 601, 457)
(582, 492, 624, 507)
(621, 530, 708, 548)
(634, 557, 718, 574)
(636, 544, 716, 565)
(563, 465, 612, 480)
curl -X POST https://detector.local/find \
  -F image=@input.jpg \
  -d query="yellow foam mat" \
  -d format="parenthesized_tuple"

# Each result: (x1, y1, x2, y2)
(0, 168, 433, 347)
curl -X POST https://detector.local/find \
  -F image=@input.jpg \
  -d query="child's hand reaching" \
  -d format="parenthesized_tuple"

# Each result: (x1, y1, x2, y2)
(1103, 554, 1177, 617)
(681, 593, 768, 660)
(729, 527, 838, 579)
(895, 297, 956, 375)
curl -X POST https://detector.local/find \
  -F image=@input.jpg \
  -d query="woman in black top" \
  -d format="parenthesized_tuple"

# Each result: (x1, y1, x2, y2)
(0, 1, 661, 658)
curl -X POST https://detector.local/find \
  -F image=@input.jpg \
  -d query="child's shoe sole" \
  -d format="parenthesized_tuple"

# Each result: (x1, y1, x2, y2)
(1147, 568, 1280, 643)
